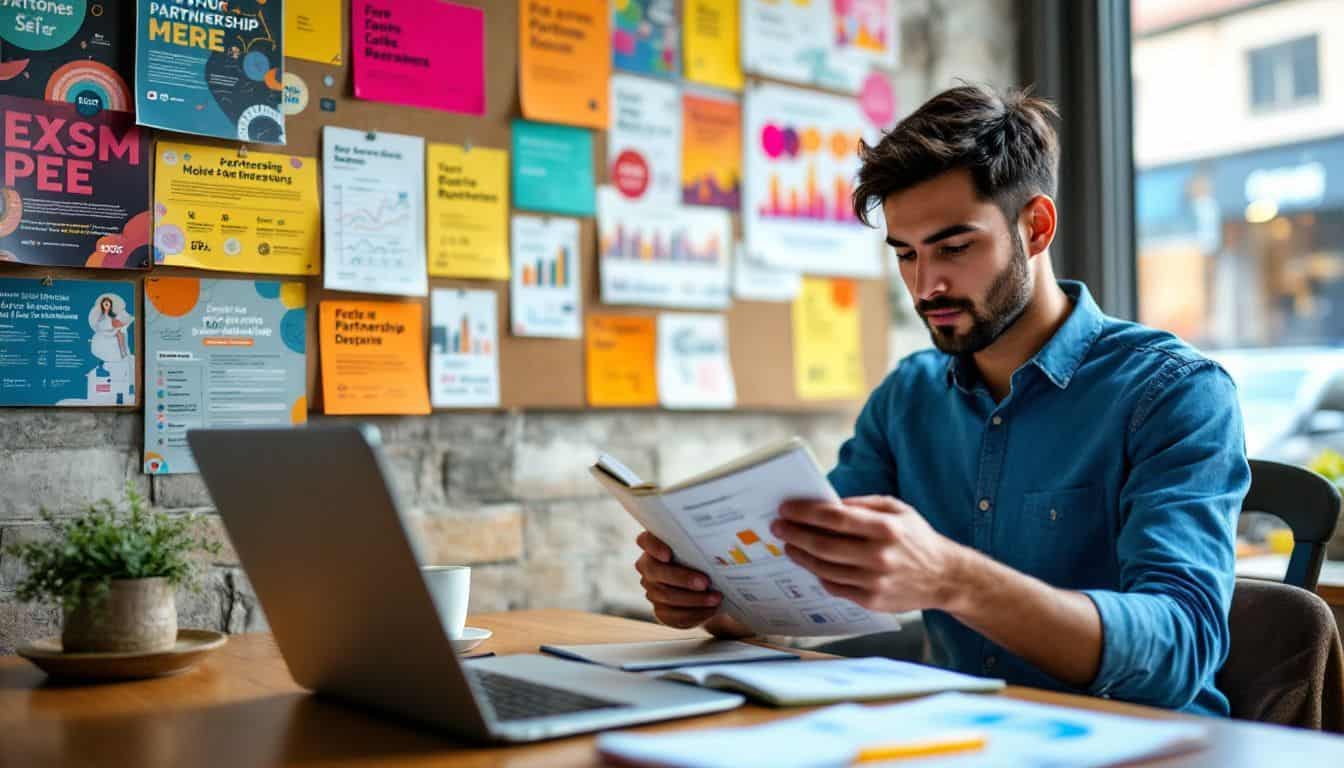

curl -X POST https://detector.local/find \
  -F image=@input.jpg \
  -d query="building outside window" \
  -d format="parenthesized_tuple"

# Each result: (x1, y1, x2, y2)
(1132, 0, 1344, 464)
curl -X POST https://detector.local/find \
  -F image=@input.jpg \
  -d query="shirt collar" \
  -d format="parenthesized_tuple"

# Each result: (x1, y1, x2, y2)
(944, 280, 1105, 392)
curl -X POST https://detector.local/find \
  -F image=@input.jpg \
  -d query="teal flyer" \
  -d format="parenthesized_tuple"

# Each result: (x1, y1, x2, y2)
(143, 277, 307, 475)
(512, 120, 595, 217)
(135, 0, 285, 143)
(0, 277, 137, 406)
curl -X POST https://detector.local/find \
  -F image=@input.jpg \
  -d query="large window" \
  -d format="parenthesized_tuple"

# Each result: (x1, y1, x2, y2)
(1132, 0, 1344, 463)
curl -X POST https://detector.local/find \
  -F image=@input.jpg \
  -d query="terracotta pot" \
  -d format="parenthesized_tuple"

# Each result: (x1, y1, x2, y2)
(62, 578, 177, 653)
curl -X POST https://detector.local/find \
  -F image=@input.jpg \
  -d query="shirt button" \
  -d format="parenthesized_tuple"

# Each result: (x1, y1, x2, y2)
(978, 499, 991, 511)
(1050, 508, 1058, 521)
(991, 416, 1003, 426)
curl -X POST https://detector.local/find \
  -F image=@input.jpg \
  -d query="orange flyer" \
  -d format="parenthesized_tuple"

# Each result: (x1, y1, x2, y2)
(519, 0, 610, 129)
(320, 301, 431, 415)
(681, 92, 742, 209)
(586, 314, 658, 407)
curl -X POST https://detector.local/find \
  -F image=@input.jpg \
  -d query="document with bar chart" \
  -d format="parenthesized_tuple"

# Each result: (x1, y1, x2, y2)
(322, 126, 428, 296)
(597, 186, 731, 309)
(510, 215, 582, 338)
(590, 438, 901, 637)
(429, 288, 500, 408)
(742, 84, 883, 277)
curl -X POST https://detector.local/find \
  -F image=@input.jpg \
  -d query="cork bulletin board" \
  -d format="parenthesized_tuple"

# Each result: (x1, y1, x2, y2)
(0, 0, 890, 413)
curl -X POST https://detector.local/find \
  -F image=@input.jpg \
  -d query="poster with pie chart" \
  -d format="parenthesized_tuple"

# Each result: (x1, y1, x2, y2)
(0, 1, 134, 113)
(135, 0, 285, 143)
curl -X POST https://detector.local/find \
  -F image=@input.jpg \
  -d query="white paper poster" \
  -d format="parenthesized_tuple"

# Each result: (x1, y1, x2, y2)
(430, 289, 500, 408)
(743, 85, 883, 277)
(657, 313, 736, 409)
(510, 215, 582, 339)
(833, 0, 900, 70)
(733, 243, 800, 302)
(322, 127, 428, 296)
(608, 74, 682, 207)
(598, 186, 731, 309)
(741, 0, 869, 93)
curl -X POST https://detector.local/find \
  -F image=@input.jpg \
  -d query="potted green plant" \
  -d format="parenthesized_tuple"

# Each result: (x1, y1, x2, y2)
(1307, 449, 1344, 561)
(6, 483, 221, 654)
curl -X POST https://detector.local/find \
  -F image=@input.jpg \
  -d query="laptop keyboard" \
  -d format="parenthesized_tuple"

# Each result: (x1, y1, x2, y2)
(468, 668, 628, 722)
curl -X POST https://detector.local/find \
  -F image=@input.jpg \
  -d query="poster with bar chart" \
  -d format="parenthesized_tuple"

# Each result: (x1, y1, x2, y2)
(597, 186, 731, 309)
(430, 289, 500, 408)
(743, 84, 883, 277)
(322, 127, 428, 296)
(511, 215, 581, 339)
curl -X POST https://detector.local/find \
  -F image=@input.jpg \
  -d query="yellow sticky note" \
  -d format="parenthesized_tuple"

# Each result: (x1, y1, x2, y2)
(154, 142, 320, 275)
(683, 0, 743, 91)
(320, 301, 431, 415)
(586, 314, 658, 407)
(793, 278, 865, 400)
(519, 0, 610, 129)
(427, 144, 510, 279)
(286, 0, 344, 65)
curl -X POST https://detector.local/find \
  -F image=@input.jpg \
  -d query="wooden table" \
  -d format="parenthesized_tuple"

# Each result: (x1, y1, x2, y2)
(2, 609, 1343, 767)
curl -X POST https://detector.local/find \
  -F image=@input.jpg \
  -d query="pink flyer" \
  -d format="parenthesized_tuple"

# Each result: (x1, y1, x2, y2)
(352, 0, 485, 115)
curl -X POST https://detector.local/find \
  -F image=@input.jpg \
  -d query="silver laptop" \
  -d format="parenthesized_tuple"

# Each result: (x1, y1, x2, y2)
(188, 425, 744, 743)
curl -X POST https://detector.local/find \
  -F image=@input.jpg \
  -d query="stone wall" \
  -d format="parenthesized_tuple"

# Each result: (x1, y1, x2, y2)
(0, 0, 1019, 653)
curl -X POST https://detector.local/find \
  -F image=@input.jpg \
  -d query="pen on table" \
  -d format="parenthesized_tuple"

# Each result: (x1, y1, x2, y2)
(853, 731, 988, 764)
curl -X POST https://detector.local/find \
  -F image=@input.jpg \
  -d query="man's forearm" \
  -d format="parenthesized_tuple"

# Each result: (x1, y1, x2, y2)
(943, 544, 1103, 688)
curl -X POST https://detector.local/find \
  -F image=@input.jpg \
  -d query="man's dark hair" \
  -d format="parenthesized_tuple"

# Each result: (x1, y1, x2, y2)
(852, 84, 1060, 227)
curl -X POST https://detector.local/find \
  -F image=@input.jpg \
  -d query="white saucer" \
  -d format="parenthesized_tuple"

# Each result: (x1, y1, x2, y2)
(451, 627, 492, 655)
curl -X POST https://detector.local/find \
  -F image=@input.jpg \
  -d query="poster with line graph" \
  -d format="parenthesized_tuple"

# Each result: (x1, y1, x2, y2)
(430, 288, 499, 408)
(597, 186, 730, 309)
(510, 215, 581, 339)
(743, 84, 883, 277)
(322, 127, 428, 296)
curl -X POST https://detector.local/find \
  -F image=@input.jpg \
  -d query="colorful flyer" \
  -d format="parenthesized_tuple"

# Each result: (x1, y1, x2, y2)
(741, 0, 866, 93)
(733, 243, 800, 302)
(586, 313, 657, 407)
(322, 126, 428, 296)
(597, 186, 730, 309)
(319, 300, 430, 415)
(352, 0, 484, 115)
(153, 141, 320, 274)
(793, 277, 864, 400)
(519, 0, 609, 129)
(681, 91, 741, 209)
(608, 74, 680, 207)
(286, 0, 344, 65)
(430, 288, 500, 408)
(612, 0, 678, 78)
(135, 0, 286, 143)
(0, 277, 136, 407)
(657, 312, 735, 409)
(143, 277, 307, 475)
(0, 96, 150, 269)
(833, 0, 899, 69)
(511, 120, 595, 217)
(743, 84, 883, 277)
(0, 0, 134, 109)
(682, 0, 743, 91)
(510, 215, 580, 339)
(427, 143, 509, 279)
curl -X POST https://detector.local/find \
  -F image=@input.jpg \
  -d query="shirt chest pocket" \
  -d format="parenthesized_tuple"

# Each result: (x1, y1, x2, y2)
(1017, 485, 1110, 587)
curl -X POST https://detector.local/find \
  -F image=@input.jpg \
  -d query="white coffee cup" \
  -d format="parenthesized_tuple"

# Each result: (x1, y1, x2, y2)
(422, 565, 470, 639)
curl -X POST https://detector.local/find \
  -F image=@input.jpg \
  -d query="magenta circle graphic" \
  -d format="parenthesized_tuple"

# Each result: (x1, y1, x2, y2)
(761, 124, 784, 158)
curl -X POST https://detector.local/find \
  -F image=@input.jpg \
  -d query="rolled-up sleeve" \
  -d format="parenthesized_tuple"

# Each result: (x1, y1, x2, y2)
(827, 370, 900, 499)
(1081, 360, 1249, 711)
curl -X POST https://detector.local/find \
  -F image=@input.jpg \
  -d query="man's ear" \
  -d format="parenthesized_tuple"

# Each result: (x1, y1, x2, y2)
(1019, 195, 1057, 258)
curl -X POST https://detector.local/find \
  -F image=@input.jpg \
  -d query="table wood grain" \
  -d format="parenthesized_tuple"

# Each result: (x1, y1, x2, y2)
(2, 609, 1342, 767)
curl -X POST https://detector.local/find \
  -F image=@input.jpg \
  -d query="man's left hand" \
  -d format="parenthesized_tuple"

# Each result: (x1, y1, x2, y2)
(770, 495, 967, 613)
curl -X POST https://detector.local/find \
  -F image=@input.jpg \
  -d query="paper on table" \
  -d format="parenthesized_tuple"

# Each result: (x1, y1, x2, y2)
(597, 692, 1209, 768)
(540, 639, 796, 672)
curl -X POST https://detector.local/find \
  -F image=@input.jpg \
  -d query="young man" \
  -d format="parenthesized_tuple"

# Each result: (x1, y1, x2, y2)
(633, 85, 1250, 716)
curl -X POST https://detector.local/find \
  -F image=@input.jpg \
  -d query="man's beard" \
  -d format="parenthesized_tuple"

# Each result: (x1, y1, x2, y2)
(918, 231, 1033, 355)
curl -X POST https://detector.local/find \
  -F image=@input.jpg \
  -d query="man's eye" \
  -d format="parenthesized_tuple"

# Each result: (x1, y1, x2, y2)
(941, 243, 970, 255)
(895, 250, 916, 262)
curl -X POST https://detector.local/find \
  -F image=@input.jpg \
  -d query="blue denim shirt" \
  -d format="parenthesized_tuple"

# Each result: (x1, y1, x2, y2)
(827, 280, 1249, 716)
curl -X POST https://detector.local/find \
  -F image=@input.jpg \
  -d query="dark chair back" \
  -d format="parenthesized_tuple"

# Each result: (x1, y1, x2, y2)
(1244, 459, 1342, 590)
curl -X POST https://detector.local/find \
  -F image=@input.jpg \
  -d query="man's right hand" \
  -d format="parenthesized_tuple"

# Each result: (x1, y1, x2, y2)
(634, 532, 751, 638)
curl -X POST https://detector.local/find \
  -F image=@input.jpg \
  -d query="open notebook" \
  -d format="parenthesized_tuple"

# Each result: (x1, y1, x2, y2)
(590, 438, 901, 637)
